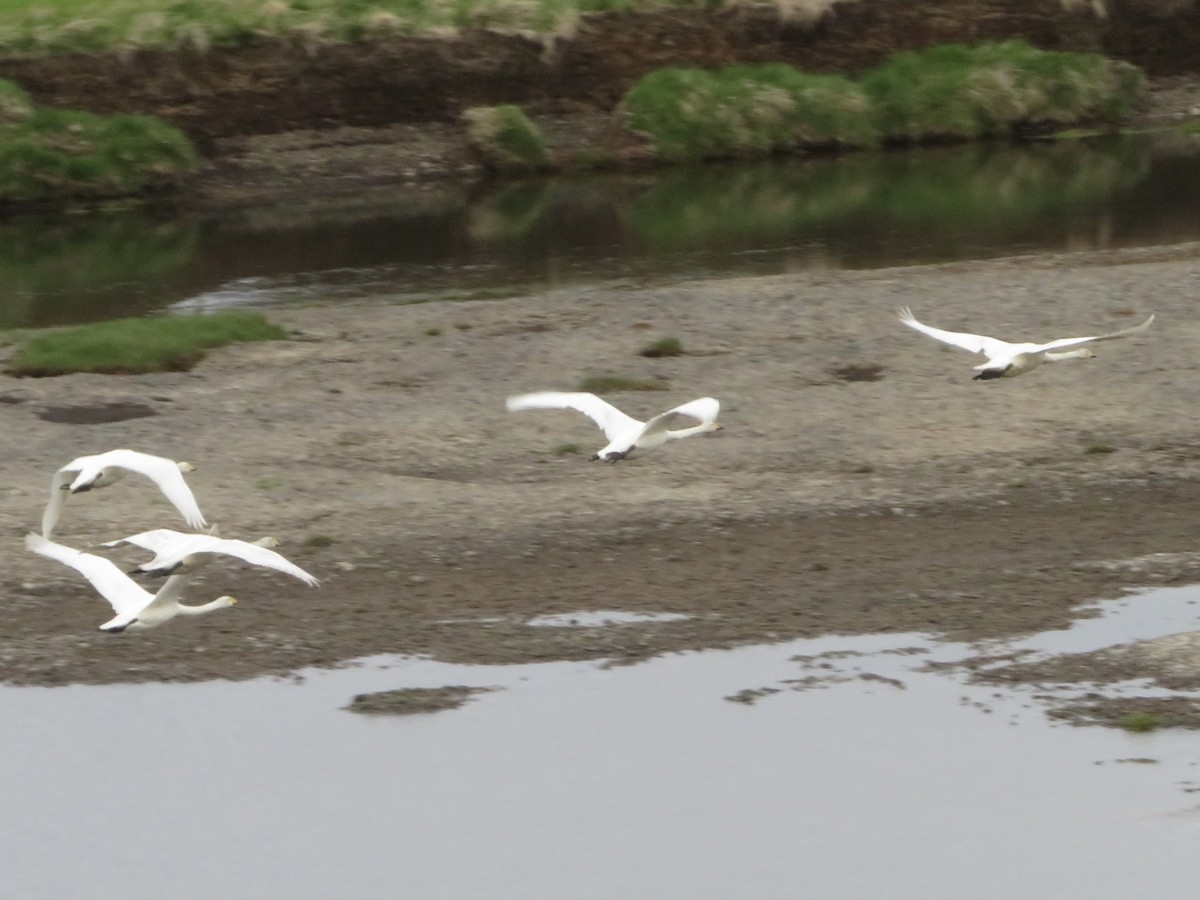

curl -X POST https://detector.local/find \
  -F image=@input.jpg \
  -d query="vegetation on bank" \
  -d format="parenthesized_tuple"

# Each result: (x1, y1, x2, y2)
(0, 78, 198, 205)
(622, 42, 1147, 161)
(0, 0, 762, 55)
(4, 310, 286, 376)
(463, 105, 549, 172)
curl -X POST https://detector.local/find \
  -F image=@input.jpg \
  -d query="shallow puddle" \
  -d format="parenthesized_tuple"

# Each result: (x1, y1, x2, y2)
(5, 587, 1200, 899)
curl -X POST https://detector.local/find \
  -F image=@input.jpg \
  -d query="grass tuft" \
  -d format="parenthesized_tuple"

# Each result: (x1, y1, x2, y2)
(639, 336, 683, 358)
(463, 105, 549, 171)
(1084, 443, 1116, 455)
(861, 41, 1147, 142)
(6, 310, 287, 376)
(553, 442, 582, 456)
(578, 374, 670, 393)
(1118, 712, 1160, 733)
(623, 63, 877, 162)
(0, 95, 199, 204)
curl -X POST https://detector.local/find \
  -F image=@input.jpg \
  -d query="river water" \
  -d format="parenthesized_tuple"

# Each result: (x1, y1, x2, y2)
(3, 132, 1200, 329)
(5, 587, 1200, 900)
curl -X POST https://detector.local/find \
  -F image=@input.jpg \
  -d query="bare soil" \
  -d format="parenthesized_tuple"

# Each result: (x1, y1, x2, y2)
(3, 242, 1200, 734)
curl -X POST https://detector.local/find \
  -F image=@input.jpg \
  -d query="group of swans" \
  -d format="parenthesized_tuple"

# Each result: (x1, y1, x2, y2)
(26, 310, 1152, 632)
(505, 309, 1155, 458)
(26, 449, 317, 633)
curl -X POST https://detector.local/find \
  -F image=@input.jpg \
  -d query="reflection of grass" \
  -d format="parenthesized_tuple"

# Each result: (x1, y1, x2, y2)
(6, 311, 286, 376)
(0, 211, 198, 329)
(467, 181, 551, 242)
(626, 138, 1149, 249)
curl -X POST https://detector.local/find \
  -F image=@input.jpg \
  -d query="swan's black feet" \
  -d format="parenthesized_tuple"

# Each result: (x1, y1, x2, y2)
(593, 450, 631, 463)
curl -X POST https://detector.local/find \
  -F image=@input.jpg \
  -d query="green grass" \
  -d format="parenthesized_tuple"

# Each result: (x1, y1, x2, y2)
(623, 63, 877, 162)
(623, 42, 1146, 161)
(0, 84, 198, 204)
(861, 41, 1146, 142)
(577, 374, 670, 393)
(5, 310, 287, 376)
(553, 442, 582, 456)
(639, 336, 683, 358)
(463, 105, 549, 171)
(1084, 443, 1117, 455)
(304, 534, 335, 548)
(0, 0, 728, 56)
(1118, 712, 1160, 733)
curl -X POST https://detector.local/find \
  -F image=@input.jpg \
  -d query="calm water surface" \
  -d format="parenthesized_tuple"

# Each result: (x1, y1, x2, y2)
(5, 586, 1200, 900)
(3, 133, 1200, 328)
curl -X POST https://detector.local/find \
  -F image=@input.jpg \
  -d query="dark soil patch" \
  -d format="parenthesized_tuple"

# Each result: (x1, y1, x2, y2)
(344, 685, 496, 715)
(37, 402, 158, 424)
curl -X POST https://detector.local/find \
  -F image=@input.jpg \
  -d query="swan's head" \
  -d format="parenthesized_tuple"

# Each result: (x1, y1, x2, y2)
(217, 596, 238, 609)
(706, 421, 723, 433)
(177, 461, 197, 473)
(254, 537, 281, 549)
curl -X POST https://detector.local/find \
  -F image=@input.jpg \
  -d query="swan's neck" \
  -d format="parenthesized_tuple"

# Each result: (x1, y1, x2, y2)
(665, 423, 716, 441)
(1043, 349, 1092, 362)
(176, 597, 234, 617)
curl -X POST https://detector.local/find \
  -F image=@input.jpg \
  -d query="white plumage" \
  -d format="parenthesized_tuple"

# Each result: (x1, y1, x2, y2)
(101, 528, 319, 586)
(506, 392, 722, 461)
(897, 307, 1154, 380)
(26, 533, 236, 633)
(42, 449, 206, 537)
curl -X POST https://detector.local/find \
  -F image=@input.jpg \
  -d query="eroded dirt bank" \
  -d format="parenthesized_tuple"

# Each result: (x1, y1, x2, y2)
(3, 243, 1200, 713)
(0, 0, 1198, 145)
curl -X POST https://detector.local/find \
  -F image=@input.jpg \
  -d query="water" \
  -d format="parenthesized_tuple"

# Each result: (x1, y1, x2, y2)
(5, 585, 1200, 900)
(4, 133, 1200, 328)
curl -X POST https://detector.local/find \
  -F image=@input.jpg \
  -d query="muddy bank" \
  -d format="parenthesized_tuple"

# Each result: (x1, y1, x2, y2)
(3, 243, 1200, 715)
(1, 1, 1199, 146)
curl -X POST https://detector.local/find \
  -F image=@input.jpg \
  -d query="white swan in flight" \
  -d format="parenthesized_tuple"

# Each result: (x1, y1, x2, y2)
(26, 533, 236, 633)
(42, 449, 206, 538)
(897, 307, 1155, 380)
(506, 392, 722, 461)
(101, 528, 319, 586)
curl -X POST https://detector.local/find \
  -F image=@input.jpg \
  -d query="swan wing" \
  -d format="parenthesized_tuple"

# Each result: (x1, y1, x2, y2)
(1035, 314, 1156, 352)
(506, 392, 642, 442)
(99, 528, 192, 553)
(25, 533, 153, 616)
(184, 535, 320, 587)
(897, 307, 1011, 358)
(642, 397, 721, 437)
(104, 450, 207, 531)
(41, 469, 73, 537)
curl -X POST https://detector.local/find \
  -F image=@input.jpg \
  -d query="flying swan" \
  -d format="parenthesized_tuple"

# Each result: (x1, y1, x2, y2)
(26, 533, 236, 633)
(506, 392, 722, 462)
(897, 307, 1155, 380)
(101, 528, 319, 586)
(42, 449, 207, 538)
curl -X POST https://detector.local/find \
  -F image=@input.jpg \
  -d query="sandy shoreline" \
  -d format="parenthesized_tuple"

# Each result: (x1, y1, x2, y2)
(3, 242, 1200, 722)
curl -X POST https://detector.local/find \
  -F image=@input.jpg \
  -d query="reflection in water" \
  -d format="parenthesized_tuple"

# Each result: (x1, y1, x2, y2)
(0, 211, 197, 328)
(3, 134, 1200, 328)
(4, 586, 1200, 899)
